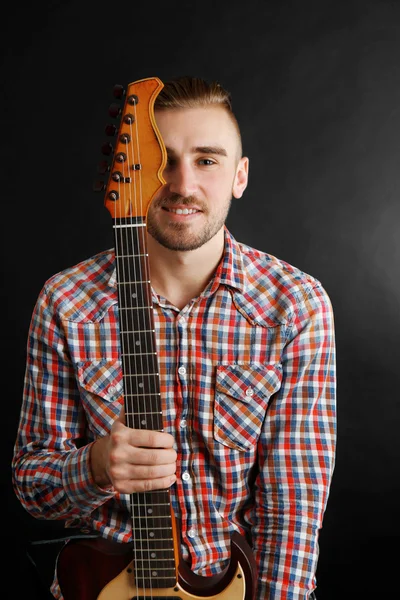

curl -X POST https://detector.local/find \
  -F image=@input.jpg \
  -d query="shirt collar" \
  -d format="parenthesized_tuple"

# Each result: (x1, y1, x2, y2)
(107, 225, 247, 294)
(210, 226, 246, 294)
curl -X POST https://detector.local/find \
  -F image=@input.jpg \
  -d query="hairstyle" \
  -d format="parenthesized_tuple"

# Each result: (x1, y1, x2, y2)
(154, 76, 242, 157)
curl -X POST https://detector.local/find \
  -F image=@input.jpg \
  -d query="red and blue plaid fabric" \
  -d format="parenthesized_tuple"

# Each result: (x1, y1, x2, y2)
(12, 227, 336, 600)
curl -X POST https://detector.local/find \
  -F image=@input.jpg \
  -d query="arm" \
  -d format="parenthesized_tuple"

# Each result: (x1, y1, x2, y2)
(12, 284, 176, 521)
(254, 282, 336, 600)
(12, 284, 115, 519)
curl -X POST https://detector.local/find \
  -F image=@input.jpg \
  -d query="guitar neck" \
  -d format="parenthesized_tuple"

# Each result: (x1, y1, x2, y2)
(114, 217, 176, 588)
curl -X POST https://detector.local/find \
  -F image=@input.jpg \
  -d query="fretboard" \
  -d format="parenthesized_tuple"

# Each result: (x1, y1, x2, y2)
(114, 216, 176, 589)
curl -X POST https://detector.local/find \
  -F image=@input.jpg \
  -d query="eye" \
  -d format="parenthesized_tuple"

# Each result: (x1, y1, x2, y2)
(198, 158, 216, 166)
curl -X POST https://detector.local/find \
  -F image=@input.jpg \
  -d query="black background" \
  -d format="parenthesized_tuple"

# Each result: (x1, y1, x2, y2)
(2, 1, 399, 598)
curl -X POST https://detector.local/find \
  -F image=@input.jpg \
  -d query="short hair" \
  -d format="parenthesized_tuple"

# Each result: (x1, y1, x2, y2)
(154, 76, 242, 158)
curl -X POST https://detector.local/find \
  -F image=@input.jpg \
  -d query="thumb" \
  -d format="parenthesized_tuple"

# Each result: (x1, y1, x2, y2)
(117, 404, 126, 424)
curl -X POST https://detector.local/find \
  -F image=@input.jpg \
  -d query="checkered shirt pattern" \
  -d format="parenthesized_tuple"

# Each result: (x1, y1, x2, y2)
(12, 227, 336, 600)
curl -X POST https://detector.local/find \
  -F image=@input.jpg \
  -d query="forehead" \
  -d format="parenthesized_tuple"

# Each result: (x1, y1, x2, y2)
(154, 106, 239, 156)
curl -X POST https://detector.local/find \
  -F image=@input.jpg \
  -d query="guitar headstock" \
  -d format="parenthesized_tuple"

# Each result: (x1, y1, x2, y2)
(94, 77, 167, 219)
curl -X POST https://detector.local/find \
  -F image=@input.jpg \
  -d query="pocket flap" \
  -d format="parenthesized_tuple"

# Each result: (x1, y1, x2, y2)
(77, 359, 123, 402)
(216, 363, 282, 404)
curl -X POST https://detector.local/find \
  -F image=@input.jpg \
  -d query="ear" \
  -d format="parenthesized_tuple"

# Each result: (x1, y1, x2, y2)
(232, 156, 249, 199)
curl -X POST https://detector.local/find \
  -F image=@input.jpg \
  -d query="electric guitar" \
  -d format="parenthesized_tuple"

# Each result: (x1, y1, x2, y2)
(57, 77, 257, 600)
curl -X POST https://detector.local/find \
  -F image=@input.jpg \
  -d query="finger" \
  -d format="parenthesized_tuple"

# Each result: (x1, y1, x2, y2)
(122, 462, 176, 481)
(114, 474, 177, 494)
(127, 428, 176, 449)
(130, 446, 177, 466)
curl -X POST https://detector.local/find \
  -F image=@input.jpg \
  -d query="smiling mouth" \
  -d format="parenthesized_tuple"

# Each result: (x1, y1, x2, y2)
(162, 207, 201, 215)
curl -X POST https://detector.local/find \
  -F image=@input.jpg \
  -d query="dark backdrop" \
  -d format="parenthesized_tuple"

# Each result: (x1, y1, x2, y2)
(2, 1, 399, 598)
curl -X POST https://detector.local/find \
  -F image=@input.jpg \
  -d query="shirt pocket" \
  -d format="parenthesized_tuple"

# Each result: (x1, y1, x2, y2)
(77, 359, 123, 435)
(214, 363, 282, 451)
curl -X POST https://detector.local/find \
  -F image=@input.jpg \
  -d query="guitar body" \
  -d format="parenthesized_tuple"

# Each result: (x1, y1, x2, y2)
(57, 531, 256, 600)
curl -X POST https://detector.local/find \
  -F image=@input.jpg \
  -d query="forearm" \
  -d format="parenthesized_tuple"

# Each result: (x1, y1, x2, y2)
(12, 442, 115, 520)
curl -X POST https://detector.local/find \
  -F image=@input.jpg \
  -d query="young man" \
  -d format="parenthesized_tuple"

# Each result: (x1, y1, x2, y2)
(12, 76, 336, 600)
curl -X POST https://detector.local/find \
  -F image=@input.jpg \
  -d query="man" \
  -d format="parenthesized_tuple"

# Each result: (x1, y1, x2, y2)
(12, 76, 336, 600)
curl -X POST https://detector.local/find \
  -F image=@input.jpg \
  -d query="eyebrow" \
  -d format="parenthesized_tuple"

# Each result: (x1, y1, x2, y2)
(166, 145, 228, 157)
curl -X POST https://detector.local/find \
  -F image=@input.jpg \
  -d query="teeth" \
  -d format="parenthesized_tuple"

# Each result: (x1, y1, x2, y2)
(168, 208, 197, 215)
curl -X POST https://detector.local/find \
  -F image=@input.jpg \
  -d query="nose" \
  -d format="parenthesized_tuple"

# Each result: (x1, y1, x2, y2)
(164, 160, 197, 197)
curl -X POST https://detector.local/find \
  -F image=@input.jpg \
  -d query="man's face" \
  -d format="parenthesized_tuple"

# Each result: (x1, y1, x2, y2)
(147, 106, 248, 251)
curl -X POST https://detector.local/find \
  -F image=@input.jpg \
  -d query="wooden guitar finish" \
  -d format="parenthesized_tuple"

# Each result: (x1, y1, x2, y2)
(57, 77, 257, 600)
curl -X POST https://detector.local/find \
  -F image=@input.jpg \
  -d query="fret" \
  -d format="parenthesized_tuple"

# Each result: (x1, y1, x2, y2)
(132, 527, 173, 534)
(129, 501, 171, 510)
(114, 222, 147, 256)
(121, 328, 155, 334)
(129, 550, 175, 558)
(118, 308, 153, 331)
(119, 305, 153, 311)
(116, 257, 151, 286)
(130, 556, 175, 564)
(132, 566, 176, 573)
(123, 375, 159, 396)
(113, 222, 146, 228)
(121, 351, 157, 357)
(117, 253, 149, 258)
(118, 280, 151, 285)
(117, 280, 152, 308)
(124, 391, 160, 396)
(125, 409, 161, 424)
(120, 332, 156, 354)
(129, 538, 175, 551)
(122, 353, 159, 375)
(126, 413, 163, 431)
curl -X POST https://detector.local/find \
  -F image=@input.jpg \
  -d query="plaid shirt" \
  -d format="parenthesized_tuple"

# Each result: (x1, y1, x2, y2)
(12, 227, 336, 600)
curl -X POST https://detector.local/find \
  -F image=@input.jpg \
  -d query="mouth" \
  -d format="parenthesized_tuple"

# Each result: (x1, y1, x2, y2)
(162, 206, 201, 215)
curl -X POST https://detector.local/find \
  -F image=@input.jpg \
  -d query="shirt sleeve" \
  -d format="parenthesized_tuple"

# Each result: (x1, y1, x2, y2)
(253, 281, 336, 600)
(12, 284, 115, 521)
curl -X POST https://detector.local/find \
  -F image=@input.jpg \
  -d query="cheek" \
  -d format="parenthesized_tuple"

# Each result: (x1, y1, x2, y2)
(205, 170, 234, 195)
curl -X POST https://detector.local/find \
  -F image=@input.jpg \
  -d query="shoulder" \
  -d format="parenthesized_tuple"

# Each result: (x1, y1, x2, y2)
(236, 241, 333, 326)
(39, 249, 116, 321)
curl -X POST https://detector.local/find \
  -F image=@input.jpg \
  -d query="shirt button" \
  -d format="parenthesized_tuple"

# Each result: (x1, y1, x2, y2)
(245, 386, 254, 397)
(180, 419, 187, 428)
(108, 385, 116, 395)
(182, 471, 191, 482)
(178, 366, 186, 375)
(187, 528, 196, 538)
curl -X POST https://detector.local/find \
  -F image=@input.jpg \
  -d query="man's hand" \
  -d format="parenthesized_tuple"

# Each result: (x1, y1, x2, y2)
(90, 417, 177, 493)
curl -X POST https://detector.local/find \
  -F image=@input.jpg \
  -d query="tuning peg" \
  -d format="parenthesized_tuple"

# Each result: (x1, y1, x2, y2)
(101, 142, 113, 156)
(108, 103, 121, 118)
(113, 84, 125, 99)
(97, 160, 110, 174)
(93, 181, 106, 192)
(105, 124, 118, 136)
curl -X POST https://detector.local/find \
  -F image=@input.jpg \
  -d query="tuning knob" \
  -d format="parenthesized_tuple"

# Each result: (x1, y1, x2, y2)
(97, 160, 110, 174)
(105, 124, 117, 136)
(93, 181, 106, 192)
(108, 103, 121, 118)
(101, 142, 113, 156)
(113, 84, 125, 99)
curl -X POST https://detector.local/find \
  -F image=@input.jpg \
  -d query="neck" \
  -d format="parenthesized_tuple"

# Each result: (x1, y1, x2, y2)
(147, 229, 225, 310)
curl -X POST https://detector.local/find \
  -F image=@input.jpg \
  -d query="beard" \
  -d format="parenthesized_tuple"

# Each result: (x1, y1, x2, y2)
(146, 193, 232, 251)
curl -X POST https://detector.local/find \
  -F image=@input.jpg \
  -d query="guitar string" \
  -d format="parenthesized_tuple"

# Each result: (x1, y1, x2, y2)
(134, 91, 170, 595)
(128, 93, 154, 598)
(124, 97, 146, 599)
(114, 119, 144, 599)
(113, 97, 145, 599)
(133, 87, 172, 595)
